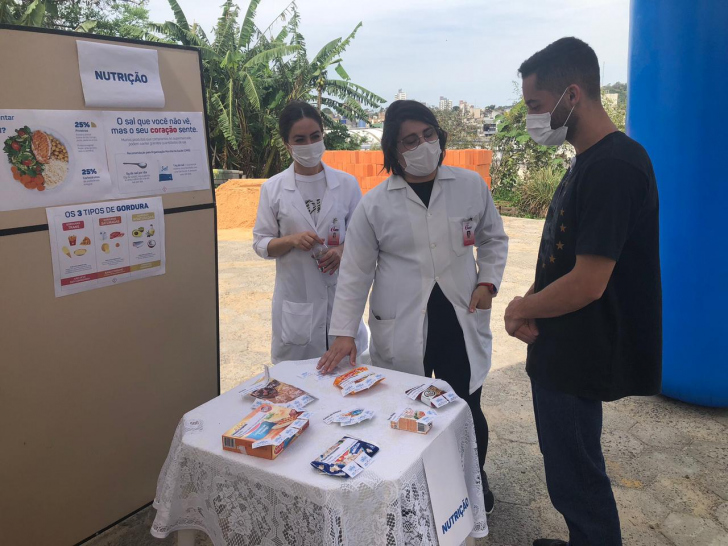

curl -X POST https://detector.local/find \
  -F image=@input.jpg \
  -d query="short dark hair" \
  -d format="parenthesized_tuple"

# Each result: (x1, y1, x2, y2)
(381, 100, 447, 177)
(278, 101, 324, 143)
(519, 37, 601, 100)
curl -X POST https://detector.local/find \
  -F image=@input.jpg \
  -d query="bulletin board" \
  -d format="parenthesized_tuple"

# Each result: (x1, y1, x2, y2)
(0, 26, 219, 545)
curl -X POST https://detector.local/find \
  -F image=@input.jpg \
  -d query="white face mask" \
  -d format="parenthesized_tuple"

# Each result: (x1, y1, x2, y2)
(401, 139, 442, 177)
(290, 140, 325, 168)
(526, 87, 575, 146)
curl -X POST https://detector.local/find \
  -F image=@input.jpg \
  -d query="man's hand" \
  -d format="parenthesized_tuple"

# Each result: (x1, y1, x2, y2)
(288, 231, 323, 251)
(317, 336, 356, 373)
(468, 285, 494, 313)
(513, 319, 539, 345)
(316, 245, 344, 275)
(504, 296, 527, 336)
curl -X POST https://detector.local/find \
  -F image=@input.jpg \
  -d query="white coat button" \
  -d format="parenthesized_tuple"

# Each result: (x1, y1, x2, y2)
(435, 276, 440, 281)
(430, 243, 436, 249)
(422, 309, 426, 315)
(427, 212, 432, 218)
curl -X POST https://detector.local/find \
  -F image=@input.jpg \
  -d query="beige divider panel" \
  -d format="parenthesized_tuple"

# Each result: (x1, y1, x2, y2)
(0, 27, 218, 545)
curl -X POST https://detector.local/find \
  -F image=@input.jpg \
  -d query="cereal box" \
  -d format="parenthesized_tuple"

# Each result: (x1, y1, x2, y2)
(222, 403, 311, 460)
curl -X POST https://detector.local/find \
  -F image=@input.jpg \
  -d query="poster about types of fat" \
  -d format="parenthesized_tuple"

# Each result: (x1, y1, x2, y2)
(46, 197, 165, 297)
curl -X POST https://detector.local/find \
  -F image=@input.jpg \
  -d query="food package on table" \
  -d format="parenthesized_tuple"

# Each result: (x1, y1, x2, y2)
(333, 367, 385, 396)
(239, 366, 317, 410)
(310, 436, 379, 478)
(323, 408, 375, 427)
(222, 403, 312, 460)
(388, 407, 437, 434)
(405, 383, 458, 408)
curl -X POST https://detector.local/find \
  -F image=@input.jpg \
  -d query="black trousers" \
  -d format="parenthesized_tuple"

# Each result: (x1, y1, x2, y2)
(423, 283, 489, 470)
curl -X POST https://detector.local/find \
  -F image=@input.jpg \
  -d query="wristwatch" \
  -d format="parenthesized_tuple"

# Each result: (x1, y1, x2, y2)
(477, 282, 497, 295)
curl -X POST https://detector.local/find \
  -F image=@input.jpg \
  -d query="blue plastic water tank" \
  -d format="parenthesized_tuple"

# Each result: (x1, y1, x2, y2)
(628, 0, 728, 407)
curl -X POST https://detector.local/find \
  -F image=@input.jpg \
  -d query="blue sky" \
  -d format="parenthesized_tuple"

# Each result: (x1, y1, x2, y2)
(146, 0, 631, 107)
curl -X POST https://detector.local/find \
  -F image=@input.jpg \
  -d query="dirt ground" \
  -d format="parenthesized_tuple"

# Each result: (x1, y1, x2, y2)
(216, 217, 545, 392)
(91, 216, 728, 546)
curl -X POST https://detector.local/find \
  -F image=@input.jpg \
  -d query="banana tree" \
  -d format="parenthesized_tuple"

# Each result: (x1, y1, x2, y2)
(151, 0, 300, 173)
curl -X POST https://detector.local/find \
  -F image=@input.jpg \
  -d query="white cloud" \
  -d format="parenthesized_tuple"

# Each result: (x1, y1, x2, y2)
(147, 0, 630, 106)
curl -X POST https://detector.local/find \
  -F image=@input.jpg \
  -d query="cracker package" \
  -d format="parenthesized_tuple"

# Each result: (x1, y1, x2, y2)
(405, 383, 457, 408)
(310, 436, 379, 478)
(222, 403, 312, 460)
(240, 366, 317, 410)
(334, 367, 385, 396)
(323, 408, 375, 427)
(388, 407, 437, 434)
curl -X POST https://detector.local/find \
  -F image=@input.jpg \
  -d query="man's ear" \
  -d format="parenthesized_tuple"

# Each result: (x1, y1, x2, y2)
(568, 84, 582, 106)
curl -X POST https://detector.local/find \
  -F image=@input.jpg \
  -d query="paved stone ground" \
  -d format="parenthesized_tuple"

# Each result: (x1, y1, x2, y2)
(88, 218, 728, 546)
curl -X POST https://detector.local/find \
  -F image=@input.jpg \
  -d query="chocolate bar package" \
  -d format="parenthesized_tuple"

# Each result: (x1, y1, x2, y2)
(310, 436, 379, 478)
(334, 367, 385, 396)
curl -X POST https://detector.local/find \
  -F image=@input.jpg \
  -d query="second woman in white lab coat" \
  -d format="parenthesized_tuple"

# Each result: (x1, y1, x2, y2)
(318, 100, 508, 512)
(253, 101, 368, 364)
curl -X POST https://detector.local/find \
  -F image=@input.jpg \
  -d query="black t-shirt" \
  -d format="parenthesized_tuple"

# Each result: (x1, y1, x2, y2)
(408, 179, 435, 208)
(526, 131, 662, 401)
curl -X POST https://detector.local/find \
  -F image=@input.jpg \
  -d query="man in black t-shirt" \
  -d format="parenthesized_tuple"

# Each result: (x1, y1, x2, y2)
(504, 38, 662, 546)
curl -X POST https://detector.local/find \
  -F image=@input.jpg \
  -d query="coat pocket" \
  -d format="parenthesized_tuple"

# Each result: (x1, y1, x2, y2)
(474, 307, 493, 340)
(368, 310, 396, 363)
(281, 300, 313, 345)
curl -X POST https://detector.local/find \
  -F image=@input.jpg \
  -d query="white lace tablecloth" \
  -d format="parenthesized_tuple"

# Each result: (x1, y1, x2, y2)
(151, 359, 487, 546)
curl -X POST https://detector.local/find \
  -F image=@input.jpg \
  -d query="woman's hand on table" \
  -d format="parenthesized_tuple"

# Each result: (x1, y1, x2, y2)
(317, 336, 356, 373)
(316, 245, 344, 275)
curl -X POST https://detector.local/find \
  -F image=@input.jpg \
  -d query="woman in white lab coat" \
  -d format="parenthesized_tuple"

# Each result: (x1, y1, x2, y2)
(318, 100, 508, 512)
(253, 101, 368, 364)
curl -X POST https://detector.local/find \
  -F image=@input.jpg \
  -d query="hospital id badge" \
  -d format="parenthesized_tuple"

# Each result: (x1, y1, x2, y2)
(462, 219, 475, 246)
(327, 218, 341, 246)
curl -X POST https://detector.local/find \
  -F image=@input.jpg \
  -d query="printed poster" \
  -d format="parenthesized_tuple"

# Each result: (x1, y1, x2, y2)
(77, 40, 165, 108)
(0, 109, 113, 211)
(46, 197, 165, 297)
(103, 111, 211, 196)
(422, 428, 476, 546)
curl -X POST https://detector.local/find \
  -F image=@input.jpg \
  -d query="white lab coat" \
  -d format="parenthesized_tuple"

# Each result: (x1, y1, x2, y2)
(329, 166, 508, 394)
(253, 163, 369, 364)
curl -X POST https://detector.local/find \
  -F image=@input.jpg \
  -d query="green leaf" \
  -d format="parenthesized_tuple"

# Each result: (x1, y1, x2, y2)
(242, 72, 261, 110)
(239, 0, 261, 48)
(75, 20, 98, 33)
(166, 0, 190, 32)
(516, 134, 532, 144)
(335, 64, 350, 80)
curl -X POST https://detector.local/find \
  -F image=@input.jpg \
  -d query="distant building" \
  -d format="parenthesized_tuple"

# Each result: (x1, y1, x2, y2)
(395, 89, 407, 101)
(482, 118, 497, 137)
(439, 96, 453, 110)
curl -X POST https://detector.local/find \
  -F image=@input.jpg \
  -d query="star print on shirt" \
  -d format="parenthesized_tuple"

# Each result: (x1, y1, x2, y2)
(550, 255, 556, 264)
(560, 224, 567, 233)
(557, 241, 565, 250)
